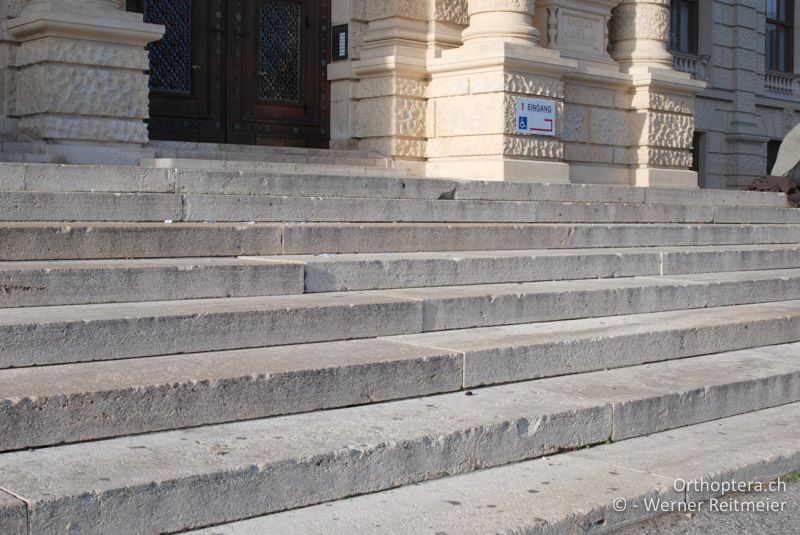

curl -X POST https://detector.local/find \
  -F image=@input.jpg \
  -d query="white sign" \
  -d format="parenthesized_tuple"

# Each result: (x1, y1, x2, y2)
(515, 97, 557, 136)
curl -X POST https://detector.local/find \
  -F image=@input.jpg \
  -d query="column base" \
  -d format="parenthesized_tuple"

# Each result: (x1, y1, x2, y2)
(634, 168, 698, 188)
(426, 156, 570, 182)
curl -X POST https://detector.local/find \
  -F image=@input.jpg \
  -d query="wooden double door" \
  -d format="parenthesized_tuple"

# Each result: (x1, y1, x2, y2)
(128, 0, 330, 147)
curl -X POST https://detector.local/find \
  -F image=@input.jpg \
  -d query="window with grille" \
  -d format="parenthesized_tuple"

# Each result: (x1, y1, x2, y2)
(767, 0, 795, 73)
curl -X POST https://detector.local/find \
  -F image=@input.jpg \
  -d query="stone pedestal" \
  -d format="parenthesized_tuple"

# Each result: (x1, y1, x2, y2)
(609, 0, 704, 188)
(5, 0, 163, 163)
(339, 1, 429, 174)
(426, 0, 574, 181)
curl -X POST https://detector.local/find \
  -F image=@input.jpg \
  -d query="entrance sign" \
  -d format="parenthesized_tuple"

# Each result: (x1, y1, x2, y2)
(515, 97, 557, 136)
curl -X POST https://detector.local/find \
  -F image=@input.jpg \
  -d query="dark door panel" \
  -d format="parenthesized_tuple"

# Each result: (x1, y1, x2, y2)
(131, 0, 329, 147)
(233, 0, 330, 146)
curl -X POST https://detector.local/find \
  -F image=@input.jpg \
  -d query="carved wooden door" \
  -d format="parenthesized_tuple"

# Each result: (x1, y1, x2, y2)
(231, 0, 330, 146)
(130, 0, 329, 147)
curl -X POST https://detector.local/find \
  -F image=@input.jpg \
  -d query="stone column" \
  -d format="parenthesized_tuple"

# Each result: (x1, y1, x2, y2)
(426, 0, 575, 181)
(461, 0, 540, 46)
(5, 0, 164, 163)
(609, 0, 672, 73)
(609, 0, 704, 187)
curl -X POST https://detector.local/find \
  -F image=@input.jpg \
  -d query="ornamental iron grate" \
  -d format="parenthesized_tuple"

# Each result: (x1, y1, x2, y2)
(144, 0, 193, 94)
(259, 0, 302, 102)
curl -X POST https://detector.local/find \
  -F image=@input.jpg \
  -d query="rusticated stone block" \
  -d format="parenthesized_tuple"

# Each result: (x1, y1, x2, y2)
(12, 63, 149, 119)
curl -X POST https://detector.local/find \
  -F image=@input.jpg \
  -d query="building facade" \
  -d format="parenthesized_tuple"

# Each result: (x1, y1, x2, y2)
(0, 0, 797, 189)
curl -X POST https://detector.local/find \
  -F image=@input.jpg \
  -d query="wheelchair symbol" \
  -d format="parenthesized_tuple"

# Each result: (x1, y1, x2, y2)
(518, 117, 528, 130)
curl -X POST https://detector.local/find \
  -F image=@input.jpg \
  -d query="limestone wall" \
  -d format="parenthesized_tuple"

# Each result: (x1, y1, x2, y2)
(693, 0, 800, 189)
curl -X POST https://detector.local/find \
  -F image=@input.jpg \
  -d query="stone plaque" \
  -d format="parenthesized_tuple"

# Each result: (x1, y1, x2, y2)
(560, 12, 604, 56)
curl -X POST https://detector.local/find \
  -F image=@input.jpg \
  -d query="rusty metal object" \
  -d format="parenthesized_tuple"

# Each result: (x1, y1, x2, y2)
(747, 176, 800, 208)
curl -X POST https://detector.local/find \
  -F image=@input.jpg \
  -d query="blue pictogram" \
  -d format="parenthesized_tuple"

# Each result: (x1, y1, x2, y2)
(518, 117, 528, 130)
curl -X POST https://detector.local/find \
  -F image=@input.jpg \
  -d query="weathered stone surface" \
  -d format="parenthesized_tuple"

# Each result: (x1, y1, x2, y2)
(263, 249, 660, 292)
(0, 192, 181, 221)
(0, 292, 423, 368)
(430, 269, 800, 330)
(184, 195, 721, 224)
(194, 403, 800, 534)
(0, 164, 25, 191)
(145, 158, 408, 177)
(390, 300, 800, 386)
(281, 223, 800, 254)
(242, 245, 800, 292)
(574, 403, 800, 503)
(0, 346, 797, 535)
(0, 380, 612, 535)
(0, 338, 462, 450)
(5, 269, 800, 368)
(661, 244, 800, 274)
(0, 258, 304, 307)
(192, 454, 677, 535)
(0, 491, 25, 535)
(0, 223, 283, 260)
(534, 343, 800, 440)
(644, 187, 788, 208)
(24, 164, 173, 193)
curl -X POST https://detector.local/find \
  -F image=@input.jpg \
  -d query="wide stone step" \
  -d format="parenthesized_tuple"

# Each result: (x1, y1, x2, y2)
(175, 169, 789, 208)
(140, 158, 409, 177)
(2, 191, 798, 224)
(0, 152, 65, 164)
(5, 244, 800, 307)
(2, 301, 799, 451)
(3, 222, 799, 260)
(148, 148, 390, 168)
(0, 163, 789, 209)
(0, 257, 304, 308)
(2, 269, 800, 368)
(0, 345, 798, 535)
(248, 244, 800, 293)
(189, 403, 800, 535)
(150, 140, 384, 160)
(179, 194, 800, 224)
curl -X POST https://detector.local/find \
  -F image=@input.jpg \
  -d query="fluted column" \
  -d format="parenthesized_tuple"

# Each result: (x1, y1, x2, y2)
(5, 0, 164, 163)
(462, 0, 540, 46)
(609, 0, 672, 72)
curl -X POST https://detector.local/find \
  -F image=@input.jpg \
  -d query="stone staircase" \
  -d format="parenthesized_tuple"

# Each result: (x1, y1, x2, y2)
(0, 141, 64, 164)
(0, 159, 799, 535)
(141, 140, 402, 176)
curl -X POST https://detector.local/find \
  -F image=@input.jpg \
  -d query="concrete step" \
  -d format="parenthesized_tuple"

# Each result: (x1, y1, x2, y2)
(190, 403, 800, 535)
(140, 158, 409, 177)
(3, 269, 800, 368)
(5, 244, 800, 307)
(2, 301, 799, 451)
(3, 222, 800, 260)
(0, 344, 797, 535)
(246, 244, 800, 293)
(0, 257, 304, 308)
(3, 191, 799, 224)
(1, 163, 789, 209)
